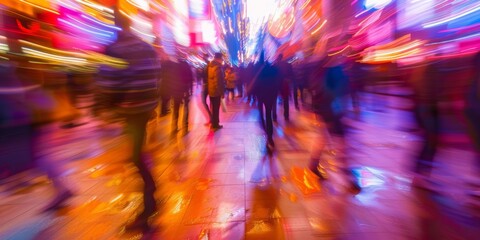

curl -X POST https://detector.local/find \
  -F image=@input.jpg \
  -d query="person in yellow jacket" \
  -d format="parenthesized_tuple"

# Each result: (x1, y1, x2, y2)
(207, 53, 225, 130)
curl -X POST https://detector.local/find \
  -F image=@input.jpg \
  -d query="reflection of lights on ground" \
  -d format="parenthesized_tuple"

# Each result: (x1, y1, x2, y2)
(355, 167, 386, 188)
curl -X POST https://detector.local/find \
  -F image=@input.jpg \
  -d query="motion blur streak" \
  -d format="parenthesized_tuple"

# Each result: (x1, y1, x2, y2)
(0, 0, 480, 239)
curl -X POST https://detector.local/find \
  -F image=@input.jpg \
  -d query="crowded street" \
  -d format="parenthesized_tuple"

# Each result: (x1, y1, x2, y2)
(2, 0, 480, 239)
(1, 85, 480, 239)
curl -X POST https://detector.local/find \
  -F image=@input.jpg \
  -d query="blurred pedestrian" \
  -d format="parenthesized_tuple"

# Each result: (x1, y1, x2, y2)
(236, 65, 244, 98)
(200, 54, 212, 124)
(308, 55, 360, 193)
(246, 62, 256, 104)
(0, 60, 74, 210)
(170, 55, 194, 134)
(410, 57, 441, 189)
(225, 65, 236, 100)
(251, 51, 281, 150)
(465, 52, 480, 199)
(207, 52, 225, 131)
(273, 54, 293, 121)
(292, 60, 306, 110)
(97, 9, 160, 232)
(61, 71, 86, 129)
(159, 59, 172, 117)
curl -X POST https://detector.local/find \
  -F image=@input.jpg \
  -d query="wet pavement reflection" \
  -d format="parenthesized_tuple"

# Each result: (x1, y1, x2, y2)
(1, 90, 480, 240)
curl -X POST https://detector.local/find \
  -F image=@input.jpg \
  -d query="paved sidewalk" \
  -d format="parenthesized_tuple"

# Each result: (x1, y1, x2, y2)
(0, 89, 479, 240)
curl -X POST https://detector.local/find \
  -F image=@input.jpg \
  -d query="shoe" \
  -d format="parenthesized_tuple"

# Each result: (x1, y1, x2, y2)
(210, 125, 223, 131)
(411, 174, 440, 192)
(267, 137, 275, 147)
(43, 190, 74, 212)
(61, 122, 86, 129)
(348, 180, 361, 194)
(344, 168, 361, 194)
(125, 217, 151, 233)
(309, 162, 327, 180)
(266, 138, 275, 151)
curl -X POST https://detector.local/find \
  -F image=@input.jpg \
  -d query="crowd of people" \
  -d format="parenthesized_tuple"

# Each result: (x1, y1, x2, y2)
(1, 6, 480, 235)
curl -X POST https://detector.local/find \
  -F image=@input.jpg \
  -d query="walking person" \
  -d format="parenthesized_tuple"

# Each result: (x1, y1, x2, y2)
(0, 60, 75, 211)
(246, 62, 256, 104)
(292, 61, 306, 110)
(97, 9, 160, 232)
(273, 54, 293, 121)
(308, 55, 360, 194)
(207, 52, 225, 131)
(200, 54, 212, 125)
(251, 52, 281, 150)
(236, 65, 244, 98)
(171, 56, 194, 134)
(465, 52, 480, 202)
(159, 59, 172, 117)
(225, 65, 237, 100)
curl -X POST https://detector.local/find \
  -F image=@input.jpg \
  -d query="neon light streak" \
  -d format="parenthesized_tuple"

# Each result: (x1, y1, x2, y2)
(130, 26, 155, 38)
(119, 10, 152, 28)
(301, 0, 311, 10)
(20, 0, 59, 15)
(81, 14, 121, 31)
(0, 85, 40, 94)
(311, 20, 327, 35)
(423, 2, 480, 28)
(426, 32, 480, 45)
(67, 15, 114, 35)
(355, 7, 374, 18)
(19, 40, 87, 58)
(328, 45, 350, 56)
(0, 43, 9, 52)
(127, 0, 150, 11)
(57, 0, 82, 11)
(59, 18, 112, 38)
(75, 0, 113, 14)
(22, 48, 87, 64)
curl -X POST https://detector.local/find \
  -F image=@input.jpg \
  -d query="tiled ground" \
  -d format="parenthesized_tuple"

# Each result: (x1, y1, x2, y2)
(1, 88, 479, 240)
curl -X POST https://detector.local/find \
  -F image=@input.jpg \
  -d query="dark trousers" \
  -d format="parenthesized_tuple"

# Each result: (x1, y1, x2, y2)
(464, 106, 480, 172)
(160, 95, 170, 116)
(210, 96, 221, 128)
(236, 83, 243, 97)
(226, 88, 235, 100)
(258, 99, 274, 140)
(293, 84, 304, 108)
(273, 95, 289, 120)
(414, 105, 439, 175)
(125, 112, 156, 217)
(172, 96, 189, 131)
(202, 90, 211, 122)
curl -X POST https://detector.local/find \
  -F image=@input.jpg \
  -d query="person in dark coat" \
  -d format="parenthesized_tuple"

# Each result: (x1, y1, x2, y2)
(170, 57, 194, 134)
(245, 62, 256, 104)
(308, 55, 360, 194)
(97, 9, 160, 231)
(251, 52, 281, 149)
(159, 59, 173, 116)
(200, 54, 212, 124)
(273, 54, 294, 121)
